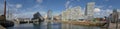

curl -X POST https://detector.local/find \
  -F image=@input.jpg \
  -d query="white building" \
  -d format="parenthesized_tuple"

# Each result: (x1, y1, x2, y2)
(85, 2, 95, 20)
(61, 6, 82, 21)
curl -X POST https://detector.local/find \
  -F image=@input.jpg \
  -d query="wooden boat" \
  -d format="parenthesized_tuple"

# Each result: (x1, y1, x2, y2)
(0, 0, 14, 28)
(0, 20, 14, 27)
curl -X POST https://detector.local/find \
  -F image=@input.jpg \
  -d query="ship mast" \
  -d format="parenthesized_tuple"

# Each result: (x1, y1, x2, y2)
(4, 0, 6, 20)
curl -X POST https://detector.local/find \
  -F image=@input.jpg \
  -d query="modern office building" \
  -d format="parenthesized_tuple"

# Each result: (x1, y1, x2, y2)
(61, 6, 82, 21)
(85, 2, 95, 20)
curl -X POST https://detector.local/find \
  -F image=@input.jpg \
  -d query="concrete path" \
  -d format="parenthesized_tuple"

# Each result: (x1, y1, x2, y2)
(108, 23, 120, 29)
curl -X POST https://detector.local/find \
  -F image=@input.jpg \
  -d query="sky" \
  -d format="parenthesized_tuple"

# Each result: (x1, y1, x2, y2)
(0, 0, 120, 18)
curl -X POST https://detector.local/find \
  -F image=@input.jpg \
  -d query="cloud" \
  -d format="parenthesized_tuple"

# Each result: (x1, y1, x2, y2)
(65, 0, 80, 9)
(94, 9, 113, 17)
(65, 1, 70, 9)
(108, 5, 112, 8)
(36, 0, 43, 3)
(94, 5, 113, 17)
(104, 9, 112, 16)
(14, 4, 46, 18)
(94, 8, 101, 12)
(117, 9, 120, 12)
(106, 9, 112, 13)
(0, 4, 3, 8)
(14, 12, 36, 18)
(39, 11, 46, 16)
(7, 3, 21, 13)
(0, 4, 4, 15)
(95, 5, 104, 8)
(0, 3, 24, 17)
(14, 11, 46, 18)
(0, 0, 44, 18)
(16, 4, 22, 8)
(68, 5, 73, 8)
(94, 5, 112, 17)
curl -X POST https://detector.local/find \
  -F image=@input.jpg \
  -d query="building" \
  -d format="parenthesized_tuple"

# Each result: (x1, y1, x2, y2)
(32, 12, 44, 22)
(118, 9, 120, 19)
(53, 15, 61, 20)
(47, 9, 53, 20)
(85, 2, 95, 20)
(111, 9, 119, 23)
(61, 6, 82, 21)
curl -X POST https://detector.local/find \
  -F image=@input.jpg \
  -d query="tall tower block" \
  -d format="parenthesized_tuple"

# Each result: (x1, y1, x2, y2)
(85, 2, 95, 20)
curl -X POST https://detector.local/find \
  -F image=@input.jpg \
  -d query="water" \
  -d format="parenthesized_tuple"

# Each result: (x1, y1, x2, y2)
(6, 22, 102, 29)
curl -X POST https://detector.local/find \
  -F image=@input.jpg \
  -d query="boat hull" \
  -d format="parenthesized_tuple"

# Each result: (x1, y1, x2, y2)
(0, 20, 14, 28)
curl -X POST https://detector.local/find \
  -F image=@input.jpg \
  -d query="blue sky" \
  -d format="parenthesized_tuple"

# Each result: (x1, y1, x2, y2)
(0, 0, 120, 18)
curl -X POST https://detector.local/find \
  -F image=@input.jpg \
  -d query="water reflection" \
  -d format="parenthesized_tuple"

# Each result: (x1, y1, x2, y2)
(47, 22, 52, 29)
(33, 23, 41, 29)
(7, 22, 101, 29)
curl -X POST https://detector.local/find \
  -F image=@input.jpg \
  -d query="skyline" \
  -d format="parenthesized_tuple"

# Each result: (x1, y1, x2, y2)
(0, 0, 120, 18)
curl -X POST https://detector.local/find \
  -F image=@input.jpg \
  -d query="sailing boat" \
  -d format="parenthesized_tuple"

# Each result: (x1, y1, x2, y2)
(0, 0, 14, 27)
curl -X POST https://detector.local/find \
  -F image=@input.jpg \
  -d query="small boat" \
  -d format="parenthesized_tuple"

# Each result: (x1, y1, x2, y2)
(0, 0, 14, 28)
(0, 20, 14, 27)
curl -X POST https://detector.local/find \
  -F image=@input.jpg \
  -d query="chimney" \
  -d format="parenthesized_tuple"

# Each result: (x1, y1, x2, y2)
(4, 0, 6, 20)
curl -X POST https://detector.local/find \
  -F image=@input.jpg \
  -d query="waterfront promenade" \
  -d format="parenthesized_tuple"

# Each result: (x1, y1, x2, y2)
(108, 23, 120, 29)
(59, 20, 120, 29)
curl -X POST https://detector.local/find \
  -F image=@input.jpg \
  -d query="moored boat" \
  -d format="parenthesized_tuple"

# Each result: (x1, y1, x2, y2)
(0, 0, 14, 28)
(0, 20, 14, 28)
